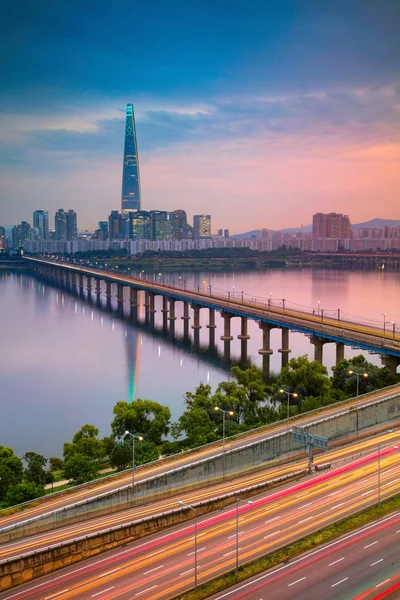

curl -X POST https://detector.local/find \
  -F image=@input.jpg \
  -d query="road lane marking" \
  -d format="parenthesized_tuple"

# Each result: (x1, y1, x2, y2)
(180, 568, 194, 576)
(361, 490, 373, 496)
(223, 549, 240, 556)
(364, 541, 378, 549)
(331, 503, 344, 509)
(264, 516, 280, 524)
(228, 532, 243, 539)
(288, 577, 306, 586)
(329, 557, 344, 566)
(263, 530, 281, 539)
(135, 585, 157, 596)
(144, 565, 163, 575)
(370, 559, 383, 567)
(298, 517, 312, 523)
(332, 577, 349, 587)
(376, 579, 391, 588)
(188, 547, 205, 556)
(99, 567, 121, 577)
(299, 502, 313, 509)
(328, 491, 340, 496)
(91, 588, 115, 598)
(45, 591, 69, 599)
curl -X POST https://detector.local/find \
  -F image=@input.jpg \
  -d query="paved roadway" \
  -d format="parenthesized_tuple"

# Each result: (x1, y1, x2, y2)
(1, 383, 399, 532)
(1, 439, 399, 600)
(208, 511, 400, 600)
(0, 430, 398, 563)
(26, 257, 400, 351)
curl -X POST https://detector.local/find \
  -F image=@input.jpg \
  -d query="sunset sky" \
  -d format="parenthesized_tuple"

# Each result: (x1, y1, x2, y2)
(1, 0, 400, 232)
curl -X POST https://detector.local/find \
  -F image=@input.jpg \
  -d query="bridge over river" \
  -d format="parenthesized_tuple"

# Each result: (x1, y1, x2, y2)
(25, 257, 400, 377)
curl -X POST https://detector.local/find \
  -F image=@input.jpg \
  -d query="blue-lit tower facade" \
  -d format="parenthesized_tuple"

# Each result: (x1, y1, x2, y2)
(121, 103, 142, 213)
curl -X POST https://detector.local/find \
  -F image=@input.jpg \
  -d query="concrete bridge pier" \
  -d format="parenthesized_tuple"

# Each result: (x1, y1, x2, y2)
(259, 323, 274, 379)
(86, 277, 92, 301)
(71, 272, 77, 293)
(311, 335, 328, 363)
(78, 274, 84, 297)
(336, 342, 345, 365)
(191, 305, 202, 348)
(65, 270, 71, 290)
(278, 328, 291, 368)
(129, 288, 138, 320)
(117, 284, 124, 313)
(181, 302, 190, 340)
(238, 316, 251, 364)
(207, 308, 217, 349)
(148, 292, 156, 328)
(161, 296, 168, 332)
(105, 281, 112, 309)
(221, 312, 234, 362)
(168, 298, 176, 337)
(382, 355, 400, 377)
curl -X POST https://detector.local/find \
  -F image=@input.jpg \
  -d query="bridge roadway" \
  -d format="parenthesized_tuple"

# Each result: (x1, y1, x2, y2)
(0, 430, 398, 563)
(25, 257, 400, 368)
(208, 510, 400, 600)
(1, 384, 399, 532)
(1, 436, 399, 599)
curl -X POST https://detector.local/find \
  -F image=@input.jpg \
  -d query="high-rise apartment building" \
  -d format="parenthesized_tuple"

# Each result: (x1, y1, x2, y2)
(193, 214, 211, 240)
(312, 213, 351, 239)
(98, 221, 109, 240)
(55, 209, 67, 240)
(12, 221, 30, 248)
(33, 210, 49, 240)
(150, 211, 173, 241)
(66, 210, 78, 241)
(0, 227, 6, 250)
(108, 211, 121, 240)
(172, 209, 189, 240)
(121, 103, 142, 213)
(130, 211, 150, 240)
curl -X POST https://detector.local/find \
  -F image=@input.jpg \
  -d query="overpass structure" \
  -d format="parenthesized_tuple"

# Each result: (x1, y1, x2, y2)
(25, 257, 400, 376)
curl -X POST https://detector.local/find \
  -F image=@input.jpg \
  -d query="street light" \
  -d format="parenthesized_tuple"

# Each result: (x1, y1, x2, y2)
(382, 312, 387, 343)
(178, 501, 197, 589)
(279, 389, 298, 428)
(124, 431, 143, 485)
(236, 497, 253, 572)
(316, 300, 321, 316)
(214, 407, 234, 454)
(348, 370, 368, 398)
(391, 321, 396, 342)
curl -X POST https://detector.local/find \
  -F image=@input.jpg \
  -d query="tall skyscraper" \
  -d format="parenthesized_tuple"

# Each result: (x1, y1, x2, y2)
(33, 210, 49, 240)
(150, 211, 173, 241)
(55, 209, 67, 240)
(66, 210, 78, 241)
(0, 227, 6, 250)
(121, 103, 142, 213)
(193, 215, 211, 240)
(172, 209, 189, 240)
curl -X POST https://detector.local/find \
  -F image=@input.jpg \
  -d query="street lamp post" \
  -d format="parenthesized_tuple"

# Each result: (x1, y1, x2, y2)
(124, 431, 143, 485)
(236, 497, 253, 573)
(382, 312, 387, 344)
(391, 321, 396, 341)
(214, 407, 234, 454)
(178, 501, 197, 589)
(316, 300, 321, 316)
(279, 389, 298, 429)
(268, 292, 272, 310)
(348, 370, 368, 399)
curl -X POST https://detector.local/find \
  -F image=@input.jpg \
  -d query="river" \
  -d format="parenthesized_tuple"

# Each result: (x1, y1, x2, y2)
(1, 267, 399, 458)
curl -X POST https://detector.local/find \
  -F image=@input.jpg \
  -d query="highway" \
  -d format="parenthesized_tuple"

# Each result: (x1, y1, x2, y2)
(1, 382, 399, 532)
(208, 511, 400, 600)
(0, 430, 398, 562)
(1, 438, 399, 600)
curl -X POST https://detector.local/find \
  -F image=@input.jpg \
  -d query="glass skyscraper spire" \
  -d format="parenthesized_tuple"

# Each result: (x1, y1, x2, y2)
(121, 103, 142, 212)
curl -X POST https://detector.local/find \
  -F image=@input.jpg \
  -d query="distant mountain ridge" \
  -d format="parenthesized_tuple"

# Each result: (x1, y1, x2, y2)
(231, 218, 400, 239)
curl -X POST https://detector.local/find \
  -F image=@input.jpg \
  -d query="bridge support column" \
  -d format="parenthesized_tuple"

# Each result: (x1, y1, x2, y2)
(161, 296, 168, 331)
(168, 299, 176, 336)
(71, 272, 77, 293)
(382, 355, 400, 377)
(336, 342, 345, 365)
(106, 281, 112, 309)
(191, 305, 202, 348)
(207, 308, 217, 349)
(65, 270, 71, 290)
(259, 323, 274, 380)
(181, 302, 190, 340)
(221, 312, 233, 362)
(117, 284, 124, 312)
(238, 316, 251, 364)
(278, 328, 291, 368)
(130, 288, 138, 319)
(86, 277, 92, 300)
(311, 335, 327, 364)
(147, 292, 156, 328)
(78, 274, 84, 297)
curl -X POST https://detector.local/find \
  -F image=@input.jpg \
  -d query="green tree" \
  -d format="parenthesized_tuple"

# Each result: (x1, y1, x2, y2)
(4, 482, 44, 507)
(63, 424, 105, 462)
(272, 355, 332, 409)
(0, 446, 24, 499)
(49, 457, 64, 472)
(111, 400, 171, 444)
(177, 406, 218, 447)
(331, 355, 395, 398)
(63, 454, 99, 485)
(23, 452, 48, 486)
(109, 441, 131, 471)
(134, 440, 159, 466)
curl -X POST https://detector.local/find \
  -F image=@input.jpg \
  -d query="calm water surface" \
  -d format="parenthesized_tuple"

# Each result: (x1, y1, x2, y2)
(1, 268, 399, 458)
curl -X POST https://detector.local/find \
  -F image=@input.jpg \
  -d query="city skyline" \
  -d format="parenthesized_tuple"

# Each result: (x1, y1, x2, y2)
(1, 1, 400, 232)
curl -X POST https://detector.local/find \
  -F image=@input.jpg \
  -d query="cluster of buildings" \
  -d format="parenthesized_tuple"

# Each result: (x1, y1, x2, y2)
(1, 104, 399, 256)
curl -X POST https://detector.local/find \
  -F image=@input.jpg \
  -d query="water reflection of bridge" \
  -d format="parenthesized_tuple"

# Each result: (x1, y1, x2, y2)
(26, 257, 400, 377)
